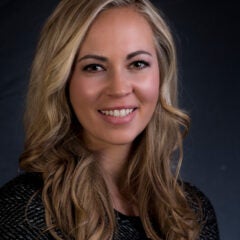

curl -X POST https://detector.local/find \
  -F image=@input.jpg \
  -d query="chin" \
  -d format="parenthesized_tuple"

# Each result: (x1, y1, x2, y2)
(96, 131, 142, 148)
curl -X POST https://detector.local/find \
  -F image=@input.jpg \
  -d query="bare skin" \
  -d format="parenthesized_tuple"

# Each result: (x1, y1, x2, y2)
(97, 145, 138, 216)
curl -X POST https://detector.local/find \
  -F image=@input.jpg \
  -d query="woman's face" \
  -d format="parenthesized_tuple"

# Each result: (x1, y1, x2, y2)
(69, 7, 159, 150)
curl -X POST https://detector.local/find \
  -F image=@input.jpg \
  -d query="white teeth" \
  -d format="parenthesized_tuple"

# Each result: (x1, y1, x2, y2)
(114, 110, 119, 117)
(100, 108, 134, 117)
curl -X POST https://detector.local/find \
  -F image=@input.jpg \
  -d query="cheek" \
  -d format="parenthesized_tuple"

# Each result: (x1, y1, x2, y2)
(69, 78, 97, 127)
(69, 76, 99, 107)
(138, 69, 160, 104)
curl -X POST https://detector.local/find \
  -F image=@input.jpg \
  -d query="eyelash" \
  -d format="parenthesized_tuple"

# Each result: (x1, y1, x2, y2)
(129, 60, 150, 70)
(82, 60, 150, 73)
(82, 64, 105, 72)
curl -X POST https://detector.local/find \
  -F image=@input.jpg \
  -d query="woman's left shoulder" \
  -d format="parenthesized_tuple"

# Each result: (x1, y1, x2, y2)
(183, 182, 220, 240)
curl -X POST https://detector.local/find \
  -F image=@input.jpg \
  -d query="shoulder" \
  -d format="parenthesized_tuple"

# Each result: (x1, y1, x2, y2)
(0, 173, 53, 239)
(0, 172, 43, 212)
(0, 172, 43, 194)
(183, 182, 220, 240)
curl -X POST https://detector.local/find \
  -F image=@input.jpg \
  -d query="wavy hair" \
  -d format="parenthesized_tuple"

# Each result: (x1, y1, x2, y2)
(20, 0, 199, 239)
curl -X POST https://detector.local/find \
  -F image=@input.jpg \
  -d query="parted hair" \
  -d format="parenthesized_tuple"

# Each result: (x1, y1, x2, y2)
(20, 0, 200, 239)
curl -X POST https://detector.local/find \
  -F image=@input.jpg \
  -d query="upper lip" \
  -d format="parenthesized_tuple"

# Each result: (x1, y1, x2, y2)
(98, 105, 138, 111)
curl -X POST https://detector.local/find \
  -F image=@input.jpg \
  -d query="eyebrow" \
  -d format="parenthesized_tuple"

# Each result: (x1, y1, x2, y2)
(126, 50, 152, 60)
(77, 50, 152, 62)
(78, 55, 107, 62)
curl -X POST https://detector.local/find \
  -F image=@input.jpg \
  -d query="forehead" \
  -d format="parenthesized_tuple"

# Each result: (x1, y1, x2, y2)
(79, 7, 155, 55)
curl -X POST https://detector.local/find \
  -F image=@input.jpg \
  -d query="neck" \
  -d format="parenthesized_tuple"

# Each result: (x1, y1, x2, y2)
(96, 144, 138, 216)
(98, 144, 131, 184)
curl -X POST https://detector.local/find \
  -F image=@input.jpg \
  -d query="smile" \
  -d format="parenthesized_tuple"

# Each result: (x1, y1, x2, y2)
(99, 108, 135, 117)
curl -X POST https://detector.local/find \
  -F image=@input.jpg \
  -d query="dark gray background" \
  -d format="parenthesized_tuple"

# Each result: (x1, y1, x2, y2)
(0, 1, 239, 239)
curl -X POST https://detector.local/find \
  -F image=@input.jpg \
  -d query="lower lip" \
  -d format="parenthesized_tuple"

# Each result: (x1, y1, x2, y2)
(98, 109, 137, 125)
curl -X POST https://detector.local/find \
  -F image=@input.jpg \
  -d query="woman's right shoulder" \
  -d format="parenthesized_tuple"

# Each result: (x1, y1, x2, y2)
(0, 173, 52, 239)
(0, 172, 43, 201)
(0, 172, 44, 217)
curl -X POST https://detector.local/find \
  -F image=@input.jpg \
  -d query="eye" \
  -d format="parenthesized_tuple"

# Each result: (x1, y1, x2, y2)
(129, 60, 150, 70)
(82, 64, 105, 72)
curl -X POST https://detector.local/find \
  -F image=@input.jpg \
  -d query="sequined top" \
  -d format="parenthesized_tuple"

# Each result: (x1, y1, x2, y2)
(0, 173, 219, 239)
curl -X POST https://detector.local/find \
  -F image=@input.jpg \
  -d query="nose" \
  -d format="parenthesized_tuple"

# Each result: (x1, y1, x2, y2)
(106, 70, 133, 97)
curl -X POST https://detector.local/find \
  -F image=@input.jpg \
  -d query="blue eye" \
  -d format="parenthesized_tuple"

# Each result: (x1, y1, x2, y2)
(82, 64, 105, 72)
(129, 60, 150, 70)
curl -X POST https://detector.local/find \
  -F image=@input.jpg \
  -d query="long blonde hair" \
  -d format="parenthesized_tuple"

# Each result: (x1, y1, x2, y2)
(20, 0, 199, 239)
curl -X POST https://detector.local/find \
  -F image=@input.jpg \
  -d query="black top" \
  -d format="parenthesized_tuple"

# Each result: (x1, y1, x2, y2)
(0, 173, 219, 239)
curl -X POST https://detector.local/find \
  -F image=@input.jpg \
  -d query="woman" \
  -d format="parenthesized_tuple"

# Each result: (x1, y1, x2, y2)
(0, 0, 219, 239)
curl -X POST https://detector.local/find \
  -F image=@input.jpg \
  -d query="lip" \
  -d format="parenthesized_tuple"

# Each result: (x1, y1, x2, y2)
(98, 105, 138, 111)
(98, 106, 138, 125)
